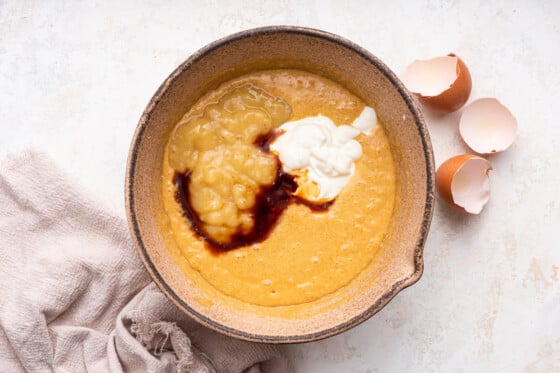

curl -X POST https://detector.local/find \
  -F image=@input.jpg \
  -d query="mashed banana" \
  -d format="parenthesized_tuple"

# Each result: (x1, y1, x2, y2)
(168, 85, 291, 244)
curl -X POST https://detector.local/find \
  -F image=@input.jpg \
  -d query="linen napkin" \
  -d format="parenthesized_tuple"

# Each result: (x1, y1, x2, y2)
(0, 151, 293, 373)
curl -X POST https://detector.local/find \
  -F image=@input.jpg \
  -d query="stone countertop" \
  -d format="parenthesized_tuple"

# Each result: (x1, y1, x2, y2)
(1, 1, 558, 371)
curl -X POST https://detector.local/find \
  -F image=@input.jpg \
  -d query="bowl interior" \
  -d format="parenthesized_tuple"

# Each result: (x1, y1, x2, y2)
(126, 27, 434, 343)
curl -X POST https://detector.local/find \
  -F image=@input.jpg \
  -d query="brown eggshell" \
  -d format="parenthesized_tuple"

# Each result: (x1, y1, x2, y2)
(404, 53, 472, 113)
(436, 154, 492, 214)
(459, 98, 518, 154)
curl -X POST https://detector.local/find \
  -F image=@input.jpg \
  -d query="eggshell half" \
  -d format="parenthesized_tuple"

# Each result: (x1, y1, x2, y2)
(459, 98, 518, 154)
(436, 155, 492, 214)
(402, 53, 472, 112)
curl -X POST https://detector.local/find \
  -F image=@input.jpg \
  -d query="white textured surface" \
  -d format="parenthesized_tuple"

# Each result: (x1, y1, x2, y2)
(1, 1, 559, 371)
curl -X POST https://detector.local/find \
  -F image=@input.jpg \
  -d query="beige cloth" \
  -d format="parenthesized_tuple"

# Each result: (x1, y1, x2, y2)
(0, 151, 293, 373)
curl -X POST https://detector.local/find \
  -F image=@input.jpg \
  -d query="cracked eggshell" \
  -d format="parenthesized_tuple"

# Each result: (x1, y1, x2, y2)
(436, 155, 492, 214)
(459, 98, 518, 154)
(402, 53, 472, 112)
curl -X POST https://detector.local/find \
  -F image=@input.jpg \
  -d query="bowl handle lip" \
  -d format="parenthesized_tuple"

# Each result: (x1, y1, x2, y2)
(124, 25, 435, 343)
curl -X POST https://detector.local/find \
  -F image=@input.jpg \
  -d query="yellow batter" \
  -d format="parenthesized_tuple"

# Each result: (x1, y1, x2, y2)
(159, 69, 396, 306)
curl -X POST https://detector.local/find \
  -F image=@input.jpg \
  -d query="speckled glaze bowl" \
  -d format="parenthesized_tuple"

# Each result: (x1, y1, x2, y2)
(125, 26, 435, 343)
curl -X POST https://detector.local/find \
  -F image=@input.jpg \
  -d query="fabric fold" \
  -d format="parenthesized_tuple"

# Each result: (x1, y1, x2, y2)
(0, 150, 292, 373)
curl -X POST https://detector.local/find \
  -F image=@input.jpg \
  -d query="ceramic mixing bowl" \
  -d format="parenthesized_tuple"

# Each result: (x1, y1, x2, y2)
(125, 26, 434, 343)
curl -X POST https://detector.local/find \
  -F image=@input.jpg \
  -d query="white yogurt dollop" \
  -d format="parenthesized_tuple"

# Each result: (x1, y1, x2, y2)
(270, 106, 377, 202)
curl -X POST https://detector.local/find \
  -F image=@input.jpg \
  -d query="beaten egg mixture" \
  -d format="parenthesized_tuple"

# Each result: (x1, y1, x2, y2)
(159, 69, 396, 306)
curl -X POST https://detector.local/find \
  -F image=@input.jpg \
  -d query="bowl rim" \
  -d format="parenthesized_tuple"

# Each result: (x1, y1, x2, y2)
(125, 25, 435, 343)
